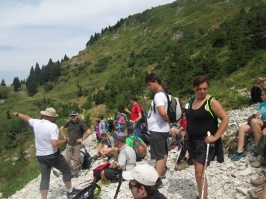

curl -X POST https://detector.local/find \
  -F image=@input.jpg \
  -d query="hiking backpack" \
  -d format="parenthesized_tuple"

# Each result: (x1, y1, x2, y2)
(154, 91, 183, 122)
(251, 86, 262, 103)
(80, 148, 92, 169)
(135, 105, 148, 124)
(128, 136, 146, 162)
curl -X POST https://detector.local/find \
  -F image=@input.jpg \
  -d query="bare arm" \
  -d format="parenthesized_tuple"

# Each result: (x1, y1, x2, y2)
(59, 125, 67, 139)
(157, 105, 169, 121)
(51, 138, 68, 147)
(76, 129, 92, 143)
(12, 112, 31, 123)
(205, 98, 229, 143)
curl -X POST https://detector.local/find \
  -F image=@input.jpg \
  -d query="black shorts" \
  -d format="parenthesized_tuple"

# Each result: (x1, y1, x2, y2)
(188, 139, 215, 166)
(150, 131, 169, 160)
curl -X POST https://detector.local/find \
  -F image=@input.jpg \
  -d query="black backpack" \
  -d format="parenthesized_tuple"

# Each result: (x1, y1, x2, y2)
(80, 148, 92, 169)
(73, 180, 101, 199)
(251, 86, 262, 103)
(135, 105, 148, 124)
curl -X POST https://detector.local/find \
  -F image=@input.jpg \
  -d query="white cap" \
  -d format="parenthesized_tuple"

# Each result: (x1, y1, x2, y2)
(122, 164, 159, 186)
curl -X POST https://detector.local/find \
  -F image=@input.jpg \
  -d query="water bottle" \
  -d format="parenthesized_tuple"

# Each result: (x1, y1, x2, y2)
(168, 136, 173, 147)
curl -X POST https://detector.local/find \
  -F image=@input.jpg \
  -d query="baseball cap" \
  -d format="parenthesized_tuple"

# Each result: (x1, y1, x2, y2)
(122, 164, 159, 186)
(70, 110, 78, 116)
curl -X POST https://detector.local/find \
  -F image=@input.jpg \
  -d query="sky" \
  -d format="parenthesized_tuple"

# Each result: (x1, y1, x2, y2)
(0, 0, 174, 86)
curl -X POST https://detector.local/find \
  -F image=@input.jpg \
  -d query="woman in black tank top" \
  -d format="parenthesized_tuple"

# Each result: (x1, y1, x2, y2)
(185, 76, 229, 199)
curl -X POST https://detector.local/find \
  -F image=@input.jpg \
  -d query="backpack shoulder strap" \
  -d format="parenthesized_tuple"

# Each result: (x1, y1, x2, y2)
(189, 96, 196, 107)
(207, 96, 220, 123)
(153, 90, 169, 113)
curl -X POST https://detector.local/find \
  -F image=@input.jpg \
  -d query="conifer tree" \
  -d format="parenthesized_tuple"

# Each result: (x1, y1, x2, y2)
(0, 79, 6, 86)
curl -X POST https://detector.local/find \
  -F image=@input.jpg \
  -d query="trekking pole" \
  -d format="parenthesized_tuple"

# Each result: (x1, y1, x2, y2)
(114, 169, 123, 199)
(164, 139, 184, 196)
(201, 131, 211, 199)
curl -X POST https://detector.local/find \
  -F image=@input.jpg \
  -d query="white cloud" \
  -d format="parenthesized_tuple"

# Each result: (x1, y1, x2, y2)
(0, 0, 174, 85)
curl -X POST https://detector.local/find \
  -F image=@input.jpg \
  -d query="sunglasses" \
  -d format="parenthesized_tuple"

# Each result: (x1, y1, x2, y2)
(128, 182, 138, 190)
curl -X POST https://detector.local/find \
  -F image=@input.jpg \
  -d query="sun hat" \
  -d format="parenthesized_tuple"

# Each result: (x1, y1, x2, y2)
(70, 110, 78, 116)
(40, 107, 58, 117)
(122, 164, 159, 186)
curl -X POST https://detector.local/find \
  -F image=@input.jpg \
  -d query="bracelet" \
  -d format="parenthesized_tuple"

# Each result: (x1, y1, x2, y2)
(65, 138, 68, 144)
(16, 112, 20, 116)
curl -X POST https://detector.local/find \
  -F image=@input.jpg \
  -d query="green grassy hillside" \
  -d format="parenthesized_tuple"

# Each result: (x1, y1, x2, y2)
(1, 0, 266, 197)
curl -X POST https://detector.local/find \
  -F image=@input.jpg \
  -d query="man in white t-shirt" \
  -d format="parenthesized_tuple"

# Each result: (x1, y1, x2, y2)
(13, 108, 81, 199)
(145, 73, 170, 182)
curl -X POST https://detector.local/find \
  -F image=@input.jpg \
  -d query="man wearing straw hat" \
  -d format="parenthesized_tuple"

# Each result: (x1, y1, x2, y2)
(13, 107, 81, 199)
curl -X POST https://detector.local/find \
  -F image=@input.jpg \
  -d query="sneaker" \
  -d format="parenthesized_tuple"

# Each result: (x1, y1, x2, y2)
(251, 176, 266, 186)
(67, 187, 82, 199)
(251, 158, 266, 168)
(248, 185, 264, 199)
(175, 160, 189, 171)
(231, 151, 247, 161)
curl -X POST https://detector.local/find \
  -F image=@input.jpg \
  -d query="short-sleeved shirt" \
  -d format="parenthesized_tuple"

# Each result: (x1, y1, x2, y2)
(29, 118, 59, 156)
(100, 136, 114, 147)
(180, 118, 187, 129)
(115, 131, 124, 137)
(63, 119, 89, 146)
(258, 101, 266, 120)
(130, 104, 142, 121)
(125, 134, 144, 148)
(118, 144, 136, 171)
(147, 92, 170, 133)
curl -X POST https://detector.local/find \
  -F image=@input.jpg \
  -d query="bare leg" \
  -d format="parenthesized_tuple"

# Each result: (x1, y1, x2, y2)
(40, 190, 48, 199)
(193, 160, 208, 199)
(156, 157, 166, 176)
(237, 124, 252, 152)
(251, 119, 264, 145)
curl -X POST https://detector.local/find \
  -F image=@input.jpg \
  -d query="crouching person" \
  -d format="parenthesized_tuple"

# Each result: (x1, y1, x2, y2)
(122, 164, 167, 199)
(100, 136, 136, 181)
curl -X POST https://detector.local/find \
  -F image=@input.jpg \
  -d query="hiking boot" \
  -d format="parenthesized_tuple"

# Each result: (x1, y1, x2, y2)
(67, 187, 82, 199)
(231, 151, 247, 161)
(251, 176, 266, 186)
(251, 158, 266, 168)
(175, 160, 189, 171)
(248, 185, 264, 199)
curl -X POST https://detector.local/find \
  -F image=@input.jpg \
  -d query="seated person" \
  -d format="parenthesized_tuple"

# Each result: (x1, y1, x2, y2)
(114, 127, 124, 137)
(96, 132, 115, 160)
(100, 137, 136, 181)
(126, 128, 147, 152)
(122, 164, 167, 199)
(139, 123, 151, 146)
(169, 109, 187, 150)
(231, 88, 266, 161)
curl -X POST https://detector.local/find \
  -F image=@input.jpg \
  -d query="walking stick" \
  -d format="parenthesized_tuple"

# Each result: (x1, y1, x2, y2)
(164, 139, 184, 196)
(201, 131, 211, 199)
(114, 169, 123, 199)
